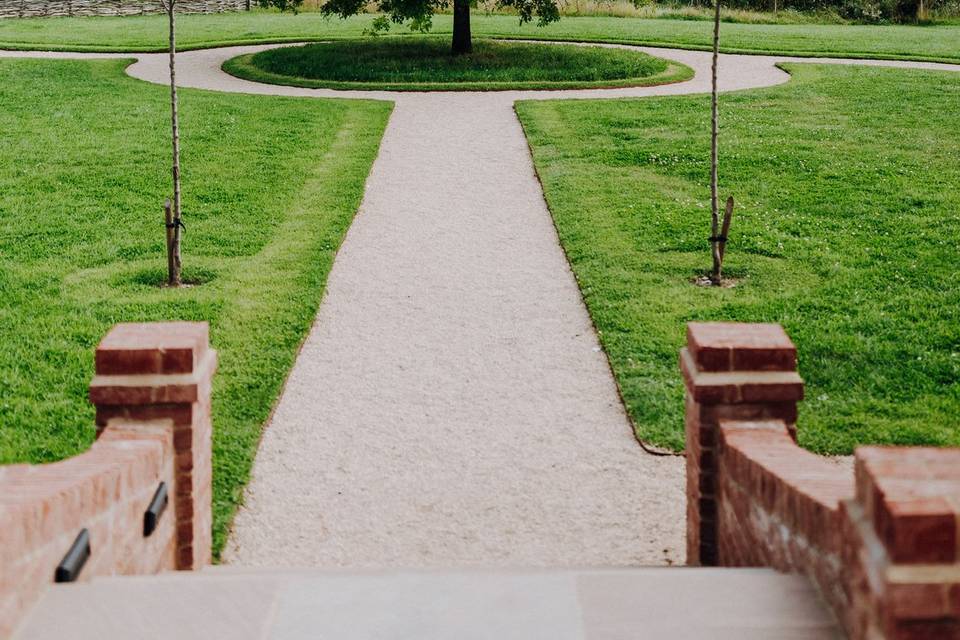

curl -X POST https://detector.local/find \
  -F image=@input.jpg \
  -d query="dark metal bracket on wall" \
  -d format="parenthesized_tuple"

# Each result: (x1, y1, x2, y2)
(143, 481, 168, 537)
(52, 480, 167, 584)
(55, 529, 90, 583)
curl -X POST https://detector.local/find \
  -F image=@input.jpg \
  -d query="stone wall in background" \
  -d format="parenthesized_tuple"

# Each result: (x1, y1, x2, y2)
(0, 0, 247, 19)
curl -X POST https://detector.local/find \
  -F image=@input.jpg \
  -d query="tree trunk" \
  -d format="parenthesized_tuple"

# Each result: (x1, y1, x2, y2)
(166, 0, 183, 287)
(709, 0, 722, 285)
(452, 0, 472, 55)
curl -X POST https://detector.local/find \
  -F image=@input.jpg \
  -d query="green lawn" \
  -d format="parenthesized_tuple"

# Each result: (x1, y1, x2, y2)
(0, 11, 958, 63)
(0, 58, 391, 555)
(516, 64, 960, 454)
(223, 37, 690, 91)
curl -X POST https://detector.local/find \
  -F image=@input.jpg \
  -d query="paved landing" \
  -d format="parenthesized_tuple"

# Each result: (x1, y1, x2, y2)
(17, 568, 841, 639)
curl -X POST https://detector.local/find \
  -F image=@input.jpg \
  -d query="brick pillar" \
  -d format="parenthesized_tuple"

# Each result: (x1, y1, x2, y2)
(89, 322, 217, 570)
(680, 322, 804, 566)
(842, 446, 960, 640)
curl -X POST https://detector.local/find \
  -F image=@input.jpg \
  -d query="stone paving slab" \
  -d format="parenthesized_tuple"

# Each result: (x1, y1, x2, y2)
(16, 568, 841, 639)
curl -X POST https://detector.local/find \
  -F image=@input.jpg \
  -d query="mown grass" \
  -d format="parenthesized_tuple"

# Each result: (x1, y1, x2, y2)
(295, 0, 854, 22)
(0, 11, 958, 64)
(516, 64, 960, 454)
(224, 37, 690, 91)
(0, 59, 391, 555)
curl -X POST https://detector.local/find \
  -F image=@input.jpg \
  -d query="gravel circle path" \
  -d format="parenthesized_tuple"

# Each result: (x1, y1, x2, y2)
(3, 44, 957, 568)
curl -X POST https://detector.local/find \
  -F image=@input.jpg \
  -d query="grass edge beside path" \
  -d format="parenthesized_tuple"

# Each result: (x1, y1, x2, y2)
(515, 63, 960, 455)
(207, 107, 391, 557)
(0, 13, 958, 65)
(490, 33, 960, 65)
(0, 58, 393, 558)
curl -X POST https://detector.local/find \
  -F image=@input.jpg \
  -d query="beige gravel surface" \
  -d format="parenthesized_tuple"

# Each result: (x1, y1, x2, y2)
(2, 44, 954, 568)
(223, 91, 691, 567)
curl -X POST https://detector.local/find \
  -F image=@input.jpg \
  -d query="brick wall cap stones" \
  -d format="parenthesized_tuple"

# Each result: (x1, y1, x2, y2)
(855, 446, 960, 564)
(857, 446, 960, 481)
(687, 322, 797, 372)
(680, 348, 804, 404)
(95, 322, 209, 376)
(90, 347, 217, 407)
(717, 419, 789, 433)
(887, 563, 960, 585)
(719, 419, 853, 513)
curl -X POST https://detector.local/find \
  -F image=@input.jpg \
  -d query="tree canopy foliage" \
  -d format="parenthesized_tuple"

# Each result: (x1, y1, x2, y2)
(258, 0, 563, 53)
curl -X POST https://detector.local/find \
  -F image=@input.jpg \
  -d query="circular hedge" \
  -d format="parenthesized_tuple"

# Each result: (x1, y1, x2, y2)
(223, 38, 692, 91)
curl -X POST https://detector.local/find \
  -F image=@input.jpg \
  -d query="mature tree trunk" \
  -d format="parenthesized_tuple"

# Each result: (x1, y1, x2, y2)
(709, 0, 722, 285)
(165, 0, 183, 287)
(452, 0, 472, 55)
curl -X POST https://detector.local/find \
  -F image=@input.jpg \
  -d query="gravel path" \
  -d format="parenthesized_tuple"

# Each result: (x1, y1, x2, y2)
(226, 91, 692, 567)
(3, 44, 956, 567)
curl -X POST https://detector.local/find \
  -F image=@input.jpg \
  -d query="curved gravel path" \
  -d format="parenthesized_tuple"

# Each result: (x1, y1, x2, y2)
(3, 44, 957, 568)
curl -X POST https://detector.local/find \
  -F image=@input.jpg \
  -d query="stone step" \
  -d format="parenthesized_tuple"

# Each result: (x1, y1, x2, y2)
(15, 567, 840, 639)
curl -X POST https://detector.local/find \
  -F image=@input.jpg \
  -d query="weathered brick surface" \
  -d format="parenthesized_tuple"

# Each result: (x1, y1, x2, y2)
(0, 420, 175, 638)
(842, 448, 960, 639)
(856, 447, 960, 565)
(0, 322, 216, 637)
(684, 322, 960, 640)
(717, 419, 853, 618)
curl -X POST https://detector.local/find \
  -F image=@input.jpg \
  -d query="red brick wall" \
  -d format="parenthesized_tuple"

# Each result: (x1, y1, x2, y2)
(681, 322, 804, 565)
(90, 322, 216, 570)
(0, 322, 216, 637)
(717, 419, 852, 616)
(683, 322, 960, 640)
(841, 447, 960, 640)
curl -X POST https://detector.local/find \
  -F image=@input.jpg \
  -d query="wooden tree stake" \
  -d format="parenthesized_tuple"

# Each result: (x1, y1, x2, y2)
(164, 199, 176, 286)
(718, 195, 734, 268)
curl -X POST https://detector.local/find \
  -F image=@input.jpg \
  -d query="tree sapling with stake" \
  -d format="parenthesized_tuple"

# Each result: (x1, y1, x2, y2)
(708, 0, 734, 286)
(160, 0, 184, 287)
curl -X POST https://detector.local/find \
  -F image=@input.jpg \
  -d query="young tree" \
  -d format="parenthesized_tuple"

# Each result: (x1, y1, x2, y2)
(708, 0, 733, 285)
(259, 0, 561, 55)
(709, 0, 721, 284)
(160, 0, 184, 286)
